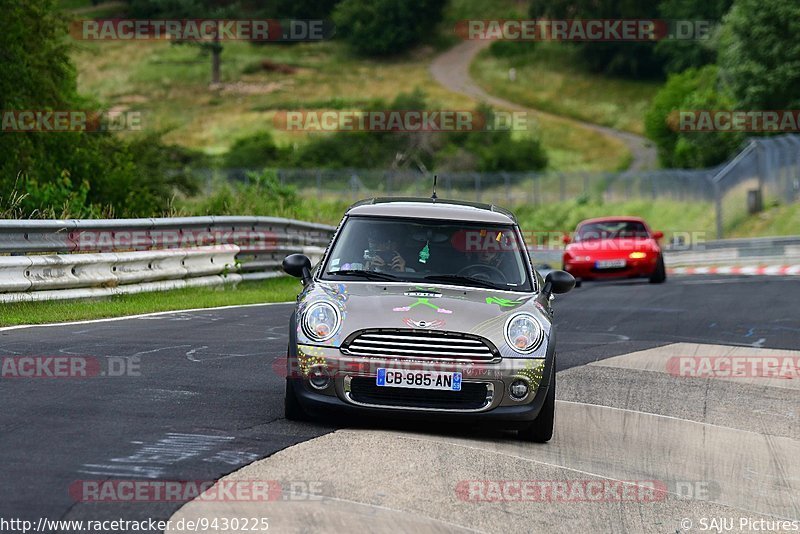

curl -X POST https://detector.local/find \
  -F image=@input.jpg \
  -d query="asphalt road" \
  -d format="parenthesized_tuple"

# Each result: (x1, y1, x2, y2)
(0, 275, 798, 532)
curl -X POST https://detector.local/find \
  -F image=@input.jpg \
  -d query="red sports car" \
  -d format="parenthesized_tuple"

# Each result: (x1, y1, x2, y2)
(562, 216, 666, 287)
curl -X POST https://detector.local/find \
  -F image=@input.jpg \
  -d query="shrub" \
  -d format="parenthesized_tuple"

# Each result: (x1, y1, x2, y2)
(644, 66, 743, 168)
(333, 0, 446, 56)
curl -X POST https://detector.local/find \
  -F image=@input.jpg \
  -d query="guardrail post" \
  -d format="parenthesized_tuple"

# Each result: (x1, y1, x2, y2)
(714, 181, 724, 240)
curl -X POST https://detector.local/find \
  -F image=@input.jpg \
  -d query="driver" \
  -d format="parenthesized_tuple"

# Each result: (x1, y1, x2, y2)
(365, 228, 408, 272)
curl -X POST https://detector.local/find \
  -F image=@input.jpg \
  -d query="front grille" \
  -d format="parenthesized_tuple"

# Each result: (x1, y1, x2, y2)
(348, 377, 490, 410)
(341, 329, 497, 361)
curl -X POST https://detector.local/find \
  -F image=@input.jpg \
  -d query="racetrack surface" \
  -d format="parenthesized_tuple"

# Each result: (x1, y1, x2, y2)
(0, 275, 797, 532)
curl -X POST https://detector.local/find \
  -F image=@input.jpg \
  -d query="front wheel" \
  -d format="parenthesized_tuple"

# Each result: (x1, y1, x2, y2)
(284, 379, 309, 421)
(518, 362, 556, 443)
(649, 255, 667, 284)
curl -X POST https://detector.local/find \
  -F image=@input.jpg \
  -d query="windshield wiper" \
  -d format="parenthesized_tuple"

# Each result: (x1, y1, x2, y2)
(327, 269, 400, 281)
(423, 274, 504, 290)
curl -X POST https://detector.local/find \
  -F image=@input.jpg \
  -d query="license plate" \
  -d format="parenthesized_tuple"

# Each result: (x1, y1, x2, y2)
(596, 259, 626, 269)
(376, 369, 462, 391)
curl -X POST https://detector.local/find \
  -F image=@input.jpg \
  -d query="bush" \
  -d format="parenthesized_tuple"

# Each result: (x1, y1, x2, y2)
(528, 0, 664, 78)
(655, 0, 732, 74)
(223, 132, 290, 178)
(183, 170, 302, 217)
(488, 40, 537, 59)
(718, 0, 800, 109)
(1, 0, 203, 219)
(644, 66, 743, 168)
(333, 0, 446, 56)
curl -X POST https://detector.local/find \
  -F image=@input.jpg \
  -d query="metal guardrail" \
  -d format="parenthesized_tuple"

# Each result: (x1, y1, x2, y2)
(0, 217, 336, 302)
(664, 235, 800, 267)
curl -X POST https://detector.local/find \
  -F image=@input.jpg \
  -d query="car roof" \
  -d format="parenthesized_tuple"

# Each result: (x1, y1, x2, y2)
(346, 197, 517, 224)
(577, 216, 648, 227)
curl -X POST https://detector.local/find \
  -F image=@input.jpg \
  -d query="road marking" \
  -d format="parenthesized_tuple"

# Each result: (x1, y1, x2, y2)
(0, 301, 294, 333)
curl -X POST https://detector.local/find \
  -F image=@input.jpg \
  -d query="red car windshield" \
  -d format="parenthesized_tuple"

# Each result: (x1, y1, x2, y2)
(575, 221, 649, 241)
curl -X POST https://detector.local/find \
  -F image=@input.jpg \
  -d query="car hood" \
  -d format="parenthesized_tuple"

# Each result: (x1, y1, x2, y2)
(295, 280, 552, 357)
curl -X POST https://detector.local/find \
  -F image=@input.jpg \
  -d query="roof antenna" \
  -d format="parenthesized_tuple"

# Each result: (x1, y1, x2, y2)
(431, 174, 438, 201)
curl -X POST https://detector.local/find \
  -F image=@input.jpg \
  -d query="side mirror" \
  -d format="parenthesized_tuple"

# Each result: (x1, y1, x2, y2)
(561, 233, 572, 245)
(543, 270, 575, 296)
(282, 254, 312, 285)
(652, 231, 664, 240)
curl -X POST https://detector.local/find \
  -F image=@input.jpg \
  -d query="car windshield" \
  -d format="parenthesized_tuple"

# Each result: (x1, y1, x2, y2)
(575, 221, 649, 241)
(322, 216, 533, 292)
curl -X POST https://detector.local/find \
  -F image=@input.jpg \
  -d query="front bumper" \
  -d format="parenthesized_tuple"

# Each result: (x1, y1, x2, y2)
(564, 256, 657, 280)
(288, 343, 555, 427)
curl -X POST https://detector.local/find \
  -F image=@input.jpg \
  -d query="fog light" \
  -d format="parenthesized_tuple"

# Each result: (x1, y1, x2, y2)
(509, 379, 529, 400)
(308, 366, 331, 390)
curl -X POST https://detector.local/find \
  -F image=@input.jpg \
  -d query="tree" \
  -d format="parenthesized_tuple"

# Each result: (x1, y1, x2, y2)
(718, 0, 800, 109)
(528, 0, 664, 78)
(644, 66, 743, 168)
(655, 0, 732, 74)
(0, 0, 199, 218)
(124, 0, 241, 84)
(333, 0, 446, 56)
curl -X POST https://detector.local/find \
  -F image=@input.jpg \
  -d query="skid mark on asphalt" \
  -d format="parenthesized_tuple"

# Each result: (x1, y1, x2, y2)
(79, 433, 236, 479)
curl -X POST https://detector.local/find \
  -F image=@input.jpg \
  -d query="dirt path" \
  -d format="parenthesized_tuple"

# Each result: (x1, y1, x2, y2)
(430, 40, 657, 172)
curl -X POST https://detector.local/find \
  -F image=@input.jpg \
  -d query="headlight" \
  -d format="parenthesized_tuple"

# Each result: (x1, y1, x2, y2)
(302, 302, 341, 342)
(504, 313, 544, 354)
(629, 251, 647, 259)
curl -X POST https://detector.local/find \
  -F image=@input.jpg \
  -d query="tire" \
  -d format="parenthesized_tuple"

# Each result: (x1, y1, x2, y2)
(518, 361, 556, 443)
(574, 278, 582, 288)
(649, 254, 667, 284)
(284, 378, 309, 421)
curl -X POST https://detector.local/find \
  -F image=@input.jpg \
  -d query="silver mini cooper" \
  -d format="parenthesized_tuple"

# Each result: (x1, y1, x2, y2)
(282, 198, 574, 442)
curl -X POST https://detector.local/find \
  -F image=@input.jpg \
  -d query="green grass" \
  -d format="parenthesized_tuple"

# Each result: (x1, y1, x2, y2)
(727, 202, 800, 238)
(70, 27, 630, 171)
(0, 277, 301, 327)
(511, 198, 800, 243)
(512, 199, 717, 244)
(470, 43, 660, 135)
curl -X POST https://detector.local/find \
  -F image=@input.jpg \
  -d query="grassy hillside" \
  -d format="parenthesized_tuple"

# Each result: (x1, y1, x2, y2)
(471, 43, 660, 135)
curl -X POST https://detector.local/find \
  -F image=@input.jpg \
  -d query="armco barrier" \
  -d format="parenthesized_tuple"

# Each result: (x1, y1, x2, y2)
(0, 217, 336, 302)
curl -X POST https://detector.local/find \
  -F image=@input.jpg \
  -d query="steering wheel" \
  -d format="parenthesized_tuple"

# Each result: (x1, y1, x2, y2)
(457, 263, 507, 283)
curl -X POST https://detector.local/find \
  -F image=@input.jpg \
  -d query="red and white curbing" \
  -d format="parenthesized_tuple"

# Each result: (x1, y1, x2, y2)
(668, 264, 800, 277)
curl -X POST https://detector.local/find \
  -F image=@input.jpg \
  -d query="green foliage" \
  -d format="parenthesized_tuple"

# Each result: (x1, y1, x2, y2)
(655, 0, 732, 74)
(333, 0, 446, 56)
(528, 0, 664, 78)
(0, 0, 203, 219)
(185, 170, 302, 217)
(718, 0, 800, 109)
(644, 66, 743, 168)
(275, 93, 547, 172)
(223, 132, 287, 170)
(261, 0, 342, 18)
(488, 40, 538, 59)
(0, 0, 77, 110)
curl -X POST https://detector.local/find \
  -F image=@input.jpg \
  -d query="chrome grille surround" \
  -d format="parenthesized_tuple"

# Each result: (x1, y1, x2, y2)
(340, 328, 499, 362)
